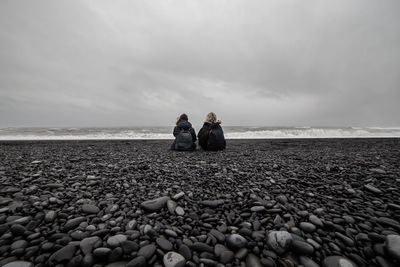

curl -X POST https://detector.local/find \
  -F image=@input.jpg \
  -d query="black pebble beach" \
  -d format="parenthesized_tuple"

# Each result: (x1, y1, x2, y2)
(0, 138, 400, 267)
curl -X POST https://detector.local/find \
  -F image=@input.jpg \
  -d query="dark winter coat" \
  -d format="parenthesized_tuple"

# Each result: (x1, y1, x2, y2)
(198, 122, 226, 150)
(170, 120, 197, 150)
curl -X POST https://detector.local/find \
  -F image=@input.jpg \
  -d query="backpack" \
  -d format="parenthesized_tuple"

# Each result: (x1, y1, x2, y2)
(175, 128, 193, 151)
(207, 126, 225, 150)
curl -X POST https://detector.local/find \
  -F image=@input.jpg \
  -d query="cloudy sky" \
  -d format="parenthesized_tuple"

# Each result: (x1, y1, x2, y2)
(0, 0, 399, 127)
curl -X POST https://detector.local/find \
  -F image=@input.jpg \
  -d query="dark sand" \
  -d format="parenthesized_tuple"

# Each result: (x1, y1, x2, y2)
(0, 139, 400, 267)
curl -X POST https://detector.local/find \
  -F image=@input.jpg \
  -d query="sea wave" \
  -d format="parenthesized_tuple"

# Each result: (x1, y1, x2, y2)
(0, 127, 399, 140)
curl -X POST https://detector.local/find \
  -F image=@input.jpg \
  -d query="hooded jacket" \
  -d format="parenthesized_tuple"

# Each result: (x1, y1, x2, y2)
(198, 122, 226, 150)
(171, 120, 197, 150)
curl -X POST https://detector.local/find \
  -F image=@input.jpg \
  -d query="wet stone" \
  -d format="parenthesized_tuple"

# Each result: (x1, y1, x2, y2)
(93, 247, 112, 257)
(385, 234, 400, 261)
(300, 222, 317, 233)
(156, 237, 173, 251)
(226, 233, 248, 251)
(140, 196, 169, 212)
(3, 261, 34, 267)
(291, 240, 314, 255)
(163, 251, 186, 267)
(82, 204, 100, 214)
(127, 256, 147, 267)
(107, 234, 127, 248)
(138, 244, 156, 259)
(322, 256, 358, 267)
(267, 231, 292, 254)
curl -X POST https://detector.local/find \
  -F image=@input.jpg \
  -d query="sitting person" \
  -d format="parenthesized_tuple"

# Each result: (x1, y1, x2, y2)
(198, 112, 226, 151)
(171, 113, 197, 151)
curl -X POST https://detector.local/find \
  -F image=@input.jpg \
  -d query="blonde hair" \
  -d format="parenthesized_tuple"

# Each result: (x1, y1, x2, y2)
(205, 112, 217, 123)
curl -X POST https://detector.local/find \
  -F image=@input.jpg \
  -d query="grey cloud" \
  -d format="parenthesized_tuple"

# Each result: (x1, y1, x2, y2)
(0, 0, 399, 127)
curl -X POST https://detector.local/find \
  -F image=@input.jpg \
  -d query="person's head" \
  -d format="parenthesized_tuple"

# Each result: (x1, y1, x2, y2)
(176, 113, 188, 125)
(205, 112, 217, 123)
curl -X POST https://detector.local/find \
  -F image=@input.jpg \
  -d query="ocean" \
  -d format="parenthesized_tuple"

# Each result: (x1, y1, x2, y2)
(0, 126, 399, 140)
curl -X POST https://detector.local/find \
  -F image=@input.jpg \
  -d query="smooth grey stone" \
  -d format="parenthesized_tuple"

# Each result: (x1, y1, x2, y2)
(210, 229, 225, 243)
(335, 232, 354, 247)
(80, 236, 101, 255)
(322, 256, 357, 267)
(107, 234, 127, 248)
(127, 256, 146, 267)
(300, 222, 317, 233)
(369, 168, 386, 174)
(126, 219, 137, 230)
(140, 196, 169, 212)
(292, 240, 314, 255)
(364, 184, 382, 194)
(178, 244, 192, 260)
(175, 206, 185, 216)
(3, 261, 34, 267)
(191, 242, 213, 253)
(251, 206, 265, 212)
(165, 229, 178, 238)
(163, 252, 186, 267)
(45, 210, 56, 222)
(309, 215, 323, 227)
(138, 244, 156, 259)
(106, 262, 129, 267)
(226, 234, 248, 250)
(172, 192, 185, 200)
(156, 237, 173, 251)
(234, 248, 248, 260)
(167, 200, 177, 214)
(64, 217, 87, 231)
(49, 244, 78, 263)
(200, 200, 224, 208)
(245, 254, 262, 267)
(93, 247, 112, 257)
(267, 231, 292, 254)
(300, 256, 320, 267)
(377, 217, 400, 230)
(11, 240, 28, 251)
(121, 240, 139, 254)
(220, 250, 234, 264)
(386, 234, 400, 261)
(82, 204, 100, 214)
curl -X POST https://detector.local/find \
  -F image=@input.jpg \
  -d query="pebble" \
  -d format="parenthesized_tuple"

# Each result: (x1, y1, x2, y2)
(156, 237, 173, 251)
(246, 253, 262, 267)
(80, 236, 102, 255)
(267, 231, 292, 254)
(163, 252, 186, 267)
(385, 234, 400, 261)
(140, 196, 170, 212)
(364, 184, 383, 194)
(82, 204, 100, 214)
(322, 256, 357, 267)
(175, 206, 185, 216)
(49, 244, 78, 264)
(138, 244, 156, 259)
(200, 200, 224, 208)
(300, 222, 317, 233)
(93, 247, 112, 257)
(107, 234, 127, 248)
(291, 240, 315, 255)
(3, 262, 34, 267)
(64, 217, 87, 231)
(127, 256, 147, 267)
(226, 234, 248, 250)
(172, 192, 185, 200)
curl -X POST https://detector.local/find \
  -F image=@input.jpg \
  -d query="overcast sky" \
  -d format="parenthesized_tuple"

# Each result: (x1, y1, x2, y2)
(0, 0, 399, 127)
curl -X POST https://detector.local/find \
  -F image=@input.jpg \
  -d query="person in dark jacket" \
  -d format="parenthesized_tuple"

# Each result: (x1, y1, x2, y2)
(171, 114, 197, 150)
(198, 112, 226, 151)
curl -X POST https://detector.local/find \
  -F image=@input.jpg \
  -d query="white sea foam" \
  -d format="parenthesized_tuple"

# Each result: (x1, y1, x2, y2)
(0, 127, 399, 140)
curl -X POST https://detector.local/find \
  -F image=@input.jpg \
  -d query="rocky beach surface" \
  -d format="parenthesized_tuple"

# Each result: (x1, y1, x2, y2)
(0, 138, 399, 267)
